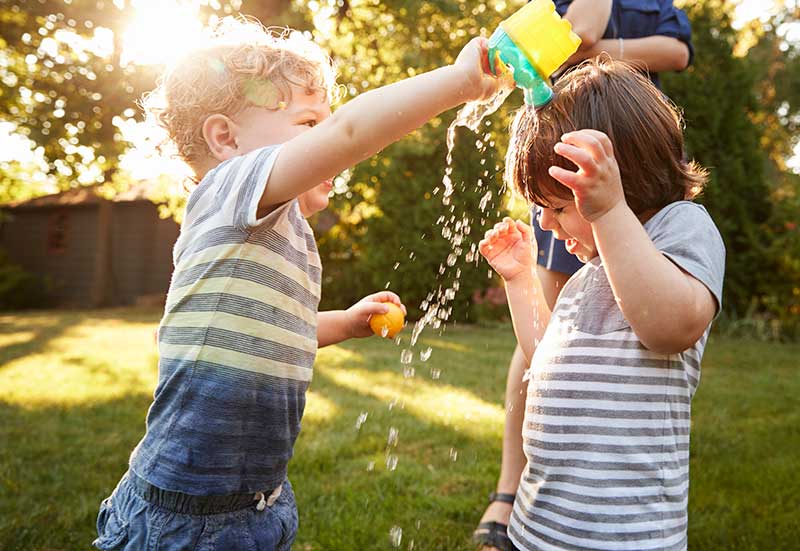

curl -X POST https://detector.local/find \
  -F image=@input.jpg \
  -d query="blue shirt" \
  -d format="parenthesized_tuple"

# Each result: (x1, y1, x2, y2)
(555, 0, 694, 89)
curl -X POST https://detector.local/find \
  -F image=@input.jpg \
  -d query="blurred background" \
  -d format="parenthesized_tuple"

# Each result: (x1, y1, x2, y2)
(0, 0, 798, 337)
(0, 1, 799, 550)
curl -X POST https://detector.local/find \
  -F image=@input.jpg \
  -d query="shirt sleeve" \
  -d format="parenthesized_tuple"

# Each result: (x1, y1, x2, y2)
(554, 0, 571, 18)
(656, 1, 695, 67)
(187, 144, 283, 234)
(645, 202, 726, 315)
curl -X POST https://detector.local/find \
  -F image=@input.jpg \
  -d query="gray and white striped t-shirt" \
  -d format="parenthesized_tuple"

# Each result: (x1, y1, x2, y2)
(508, 202, 725, 551)
(130, 144, 323, 495)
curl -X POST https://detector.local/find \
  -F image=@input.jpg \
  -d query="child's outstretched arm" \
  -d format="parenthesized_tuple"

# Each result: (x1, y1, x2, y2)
(550, 129, 716, 354)
(262, 37, 503, 211)
(479, 218, 551, 363)
(317, 291, 406, 347)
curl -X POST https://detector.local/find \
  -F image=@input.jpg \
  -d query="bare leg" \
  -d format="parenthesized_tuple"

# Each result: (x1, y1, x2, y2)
(475, 344, 528, 550)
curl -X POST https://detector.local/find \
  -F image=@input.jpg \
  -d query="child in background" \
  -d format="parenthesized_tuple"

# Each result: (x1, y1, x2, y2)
(94, 17, 503, 551)
(479, 58, 724, 551)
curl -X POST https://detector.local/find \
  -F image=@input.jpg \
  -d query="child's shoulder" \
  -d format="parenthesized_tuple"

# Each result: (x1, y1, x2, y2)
(643, 200, 722, 243)
(646, 200, 713, 226)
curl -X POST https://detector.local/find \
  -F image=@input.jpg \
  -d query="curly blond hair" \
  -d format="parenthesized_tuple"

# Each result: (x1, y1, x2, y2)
(142, 16, 340, 172)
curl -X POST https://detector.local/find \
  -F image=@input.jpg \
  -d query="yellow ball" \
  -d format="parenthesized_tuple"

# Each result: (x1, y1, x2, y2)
(369, 303, 405, 338)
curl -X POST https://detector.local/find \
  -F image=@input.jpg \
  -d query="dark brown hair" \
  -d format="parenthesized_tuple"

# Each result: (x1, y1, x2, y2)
(506, 58, 707, 214)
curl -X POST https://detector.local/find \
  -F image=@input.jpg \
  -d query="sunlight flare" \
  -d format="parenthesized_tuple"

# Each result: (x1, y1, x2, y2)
(120, 0, 206, 67)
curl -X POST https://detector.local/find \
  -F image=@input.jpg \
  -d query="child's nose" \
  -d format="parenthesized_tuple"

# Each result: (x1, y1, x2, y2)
(539, 208, 556, 231)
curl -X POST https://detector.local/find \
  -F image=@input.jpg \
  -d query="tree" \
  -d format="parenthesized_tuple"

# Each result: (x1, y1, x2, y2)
(663, 0, 800, 336)
(299, 0, 519, 324)
(0, 0, 302, 199)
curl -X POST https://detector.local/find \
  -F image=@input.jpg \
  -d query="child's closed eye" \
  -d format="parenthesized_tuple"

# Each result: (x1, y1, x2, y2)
(299, 119, 317, 127)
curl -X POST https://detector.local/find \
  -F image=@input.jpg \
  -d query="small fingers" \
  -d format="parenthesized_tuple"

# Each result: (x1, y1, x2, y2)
(361, 302, 391, 317)
(515, 220, 533, 241)
(368, 291, 406, 314)
(548, 165, 581, 191)
(554, 142, 596, 176)
(578, 129, 615, 158)
(561, 130, 614, 160)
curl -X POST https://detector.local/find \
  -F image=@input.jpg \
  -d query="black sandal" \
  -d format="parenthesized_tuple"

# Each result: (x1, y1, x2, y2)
(472, 492, 516, 551)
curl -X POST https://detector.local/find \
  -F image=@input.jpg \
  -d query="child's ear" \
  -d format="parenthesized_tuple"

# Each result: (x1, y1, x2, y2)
(202, 114, 238, 162)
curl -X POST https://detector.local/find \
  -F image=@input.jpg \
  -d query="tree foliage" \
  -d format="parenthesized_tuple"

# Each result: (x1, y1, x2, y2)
(663, 0, 800, 336)
(0, 0, 798, 335)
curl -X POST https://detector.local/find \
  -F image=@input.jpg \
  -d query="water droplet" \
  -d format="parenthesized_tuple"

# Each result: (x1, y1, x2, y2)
(390, 526, 402, 547)
(403, 365, 415, 379)
(386, 454, 398, 471)
(388, 426, 399, 447)
(367, 460, 375, 471)
(381, 326, 389, 338)
(449, 448, 459, 462)
(479, 190, 493, 211)
(400, 349, 413, 364)
(355, 411, 368, 430)
(420, 347, 432, 361)
(430, 367, 441, 380)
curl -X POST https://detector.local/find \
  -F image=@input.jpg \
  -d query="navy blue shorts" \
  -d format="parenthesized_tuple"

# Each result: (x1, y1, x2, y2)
(531, 206, 584, 276)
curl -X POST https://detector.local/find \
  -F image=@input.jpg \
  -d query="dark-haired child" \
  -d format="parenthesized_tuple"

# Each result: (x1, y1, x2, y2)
(480, 59, 724, 551)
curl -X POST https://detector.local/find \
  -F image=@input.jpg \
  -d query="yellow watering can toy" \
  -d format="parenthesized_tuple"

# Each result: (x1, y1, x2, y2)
(487, 0, 582, 107)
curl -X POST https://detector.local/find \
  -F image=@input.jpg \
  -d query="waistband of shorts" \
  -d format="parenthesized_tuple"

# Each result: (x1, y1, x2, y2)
(127, 471, 280, 515)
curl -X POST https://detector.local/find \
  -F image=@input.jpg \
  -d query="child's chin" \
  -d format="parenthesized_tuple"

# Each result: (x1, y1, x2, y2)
(302, 199, 329, 217)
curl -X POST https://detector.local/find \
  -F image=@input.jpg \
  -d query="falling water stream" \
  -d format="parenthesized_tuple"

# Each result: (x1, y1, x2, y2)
(377, 81, 519, 548)
(410, 81, 515, 351)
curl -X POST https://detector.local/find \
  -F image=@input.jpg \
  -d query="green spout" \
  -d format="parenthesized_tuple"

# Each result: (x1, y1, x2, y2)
(487, 28, 553, 107)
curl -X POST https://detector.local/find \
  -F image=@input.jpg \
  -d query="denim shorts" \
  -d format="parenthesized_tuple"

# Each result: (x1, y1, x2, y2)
(93, 472, 297, 551)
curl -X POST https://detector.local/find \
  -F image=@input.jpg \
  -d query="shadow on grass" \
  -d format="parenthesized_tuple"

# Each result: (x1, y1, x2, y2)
(0, 322, 515, 551)
(0, 314, 75, 369)
(0, 307, 162, 370)
(288, 334, 515, 550)
(4, 317, 797, 550)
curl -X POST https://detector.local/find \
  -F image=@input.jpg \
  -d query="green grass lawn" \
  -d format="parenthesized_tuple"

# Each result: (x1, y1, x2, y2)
(1, 308, 798, 550)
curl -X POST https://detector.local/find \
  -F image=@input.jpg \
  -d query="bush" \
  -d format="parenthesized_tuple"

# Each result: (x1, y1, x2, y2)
(471, 282, 510, 324)
(0, 251, 50, 310)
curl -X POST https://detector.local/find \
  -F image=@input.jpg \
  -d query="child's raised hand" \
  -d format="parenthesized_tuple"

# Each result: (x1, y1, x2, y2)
(549, 129, 626, 222)
(479, 217, 534, 282)
(345, 292, 407, 339)
(453, 37, 508, 103)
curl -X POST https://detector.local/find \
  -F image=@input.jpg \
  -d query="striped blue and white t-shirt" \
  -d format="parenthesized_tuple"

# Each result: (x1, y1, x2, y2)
(509, 202, 725, 551)
(129, 144, 322, 496)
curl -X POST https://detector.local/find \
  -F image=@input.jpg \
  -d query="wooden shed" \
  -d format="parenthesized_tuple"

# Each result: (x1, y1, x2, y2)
(0, 184, 179, 308)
